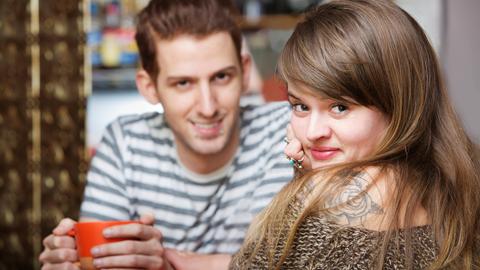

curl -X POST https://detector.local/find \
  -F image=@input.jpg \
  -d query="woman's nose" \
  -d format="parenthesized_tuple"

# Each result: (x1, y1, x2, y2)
(306, 112, 332, 141)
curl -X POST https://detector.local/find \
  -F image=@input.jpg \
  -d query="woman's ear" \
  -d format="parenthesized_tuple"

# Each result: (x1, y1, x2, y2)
(136, 69, 161, 104)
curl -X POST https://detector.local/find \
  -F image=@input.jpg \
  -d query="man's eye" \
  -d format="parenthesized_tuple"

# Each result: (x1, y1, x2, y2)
(331, 104, 348, 114)
(176, 80, 190, 88)
(292, 104, 309, 112)
(214, 72, 230, 82)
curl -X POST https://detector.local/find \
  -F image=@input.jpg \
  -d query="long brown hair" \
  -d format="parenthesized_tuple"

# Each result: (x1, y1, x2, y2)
(240, 0, 480, 269)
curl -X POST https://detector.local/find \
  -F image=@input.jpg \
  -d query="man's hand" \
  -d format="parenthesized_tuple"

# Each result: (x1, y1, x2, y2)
(39, 218, 79, 270)
(90, 214, 174, 270)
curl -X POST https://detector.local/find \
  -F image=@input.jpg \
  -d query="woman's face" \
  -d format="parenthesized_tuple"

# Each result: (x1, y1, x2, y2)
(287, 82, 389, 169)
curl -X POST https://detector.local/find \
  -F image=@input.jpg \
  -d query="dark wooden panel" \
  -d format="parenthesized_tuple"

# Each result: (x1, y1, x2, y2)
(0, 0, 88, 268)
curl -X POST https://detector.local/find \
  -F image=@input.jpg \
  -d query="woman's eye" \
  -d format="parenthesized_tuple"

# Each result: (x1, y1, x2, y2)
(292, 104, 309, 112)
(331, 104, 348, 114)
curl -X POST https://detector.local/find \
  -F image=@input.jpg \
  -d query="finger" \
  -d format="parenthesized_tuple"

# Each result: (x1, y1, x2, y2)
(92, 238, 163, 257)
(43, 234, 76, 249)
(39, 248, 78, 264)
(42, 234, 55, 249)
(103, 223, 162, 241)
(52, 218, 77, 235)
(284, 139, 304, 160)
(92, 254, 165, 270)
(285, 124, 304, 160)
(284, 124, 312, 170)
(286, 123, 294, 141)
(40, 262, 80, 270)
(285, 143, 312, 170)
(164, 249, 191, 270)
(139, 212, 155, 225)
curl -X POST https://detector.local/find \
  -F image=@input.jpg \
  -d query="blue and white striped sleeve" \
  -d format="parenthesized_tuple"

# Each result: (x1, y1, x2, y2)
(80, 120, 131, 221)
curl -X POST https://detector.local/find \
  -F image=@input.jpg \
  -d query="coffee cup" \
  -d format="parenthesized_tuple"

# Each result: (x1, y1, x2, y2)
(68, 220, 138, 270)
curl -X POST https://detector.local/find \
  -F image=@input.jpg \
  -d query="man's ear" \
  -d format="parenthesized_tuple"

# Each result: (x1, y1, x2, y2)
(136, 69, 161, 104)
(240, 54, 252, 94)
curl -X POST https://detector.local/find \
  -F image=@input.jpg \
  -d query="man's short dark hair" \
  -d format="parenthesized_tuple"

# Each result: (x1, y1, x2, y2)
(135, 0, 242, 80)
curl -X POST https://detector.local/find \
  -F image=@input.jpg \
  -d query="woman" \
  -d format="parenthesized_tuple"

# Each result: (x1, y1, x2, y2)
(230, 0, 480, 269)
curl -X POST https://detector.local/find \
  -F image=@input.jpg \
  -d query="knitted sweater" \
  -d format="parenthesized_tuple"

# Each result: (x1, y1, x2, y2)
(230, 216, 438, 269)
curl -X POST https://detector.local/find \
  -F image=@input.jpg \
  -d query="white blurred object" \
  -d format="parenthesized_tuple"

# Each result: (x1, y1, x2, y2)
(287, 0, 312, 12)
(267, 29, 294, 53)
(87, 91, 163, 147)
(244, 0, 262, 24)
(395, 0, 443, 54)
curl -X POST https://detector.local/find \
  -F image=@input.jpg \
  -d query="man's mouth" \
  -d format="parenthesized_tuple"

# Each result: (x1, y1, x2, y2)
(191, 120, 223, 138)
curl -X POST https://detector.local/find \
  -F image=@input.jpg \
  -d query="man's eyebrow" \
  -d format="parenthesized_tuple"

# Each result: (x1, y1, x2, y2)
(166, 75, 193, 82)
(214, 66, 237, 74)
(166, 66, 238, 82)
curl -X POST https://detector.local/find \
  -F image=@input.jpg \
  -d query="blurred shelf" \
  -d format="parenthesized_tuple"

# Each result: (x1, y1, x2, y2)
(239, 15, 303, 30)
(92, 67, 137, 92)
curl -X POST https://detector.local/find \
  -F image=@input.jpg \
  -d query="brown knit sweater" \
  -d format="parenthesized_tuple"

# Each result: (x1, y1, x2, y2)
(230, 216, 438, 269)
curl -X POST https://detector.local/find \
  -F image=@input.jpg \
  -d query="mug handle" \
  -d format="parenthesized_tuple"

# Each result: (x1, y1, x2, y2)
(66, 227, 81, 267)
(67, 228, 76, 237)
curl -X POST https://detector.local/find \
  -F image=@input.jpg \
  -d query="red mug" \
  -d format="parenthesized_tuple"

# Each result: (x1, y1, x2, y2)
(68, 220, 139, 270)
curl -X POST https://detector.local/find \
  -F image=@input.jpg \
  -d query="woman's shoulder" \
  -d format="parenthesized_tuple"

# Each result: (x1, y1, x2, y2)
(230, 216, 437, 270)
(298, 215, 433, 242)
(307, 167, 429, 231)
(285, 215, 436, 269)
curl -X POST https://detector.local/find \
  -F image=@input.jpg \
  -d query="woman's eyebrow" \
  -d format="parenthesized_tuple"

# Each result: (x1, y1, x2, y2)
(287, 92, 300, 100)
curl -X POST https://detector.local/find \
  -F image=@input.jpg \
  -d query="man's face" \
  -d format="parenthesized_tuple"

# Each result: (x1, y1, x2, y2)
(153, 32, 248, 160)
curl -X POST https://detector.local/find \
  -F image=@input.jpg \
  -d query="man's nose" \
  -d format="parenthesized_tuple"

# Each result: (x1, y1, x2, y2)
(306, 112, 332, 141)
(198, 83, 217, 117)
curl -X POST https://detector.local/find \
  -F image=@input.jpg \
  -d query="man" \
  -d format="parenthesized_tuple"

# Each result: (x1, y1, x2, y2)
(39, 0, 292, 269)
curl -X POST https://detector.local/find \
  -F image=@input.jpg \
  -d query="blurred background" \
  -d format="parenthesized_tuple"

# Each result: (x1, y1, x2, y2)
(0, 0, 478, 268)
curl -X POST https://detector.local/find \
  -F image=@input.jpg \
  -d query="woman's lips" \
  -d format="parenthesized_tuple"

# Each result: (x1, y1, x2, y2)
(310, 147, 340, 160)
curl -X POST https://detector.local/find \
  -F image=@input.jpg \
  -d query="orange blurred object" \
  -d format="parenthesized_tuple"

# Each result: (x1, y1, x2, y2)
(262, 75, 288, 102)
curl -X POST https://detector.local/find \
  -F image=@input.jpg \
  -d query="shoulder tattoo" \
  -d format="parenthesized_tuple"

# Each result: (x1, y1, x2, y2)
(325, 173, 384, 226)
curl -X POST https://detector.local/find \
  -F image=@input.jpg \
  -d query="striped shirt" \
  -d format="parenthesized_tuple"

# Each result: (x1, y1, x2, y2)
(80, 101, 293, 254)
